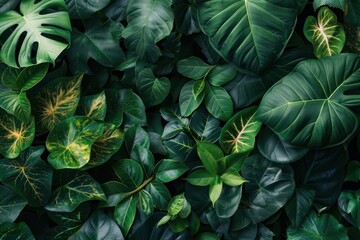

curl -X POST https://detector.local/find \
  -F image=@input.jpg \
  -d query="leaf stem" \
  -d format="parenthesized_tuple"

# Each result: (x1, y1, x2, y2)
(127, 175, 154, 196)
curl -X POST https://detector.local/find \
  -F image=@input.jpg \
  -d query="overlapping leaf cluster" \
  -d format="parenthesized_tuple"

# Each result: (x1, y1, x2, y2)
(0, 0, 359, 239)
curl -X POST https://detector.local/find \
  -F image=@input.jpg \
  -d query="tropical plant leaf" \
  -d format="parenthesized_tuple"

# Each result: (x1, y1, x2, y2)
(197, 141, 223, 175)
(0, 110, 34, 159)
(0, 0, 20, 14)
(0, 185, 27, 224)
(287, 211, 348, 240)
(45, 172, 106, 212)
(156, 159, 189, 183)
(177, 56, 213, 80)
(112, 159, 144, 190)
(220, 106, 262, 154)
(122, 0, 174, 62)
(0, 0, 71, 67)
(345, 161, 360, 182)
(313, 0, 346, 10)
(137, 189, 154, 215)
(179, 80, 205, 117)
(146, 181, 171, 211)
(0, 88, 31, 121)
(189, 107, 221, 143)
(258, 54, 360, 148)
(77, 91, 107, 121)
(338, 190, 360, 228)
(207, 64, 237, 87)
(31, 74, 82, 132)
(0, 222, 35, 240)
(130, 145, 155, 178)
(65, 0, 112, 19)
(304, 6, 345, 59)
(173, 0, 199, 35)
(46, 116, 104, 169)
(0, 146, 53, 207)
(114, 196, 136, 237)
(125, 125, 150, 152)
(204, 84, 233, 122)
(196, 0, 298, 73)
(67, 18, 124, 74)
(214, 185, 242, 218)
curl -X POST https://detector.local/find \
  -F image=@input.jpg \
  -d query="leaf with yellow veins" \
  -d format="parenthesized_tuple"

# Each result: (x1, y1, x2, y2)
(31, 74, 83, 132)
(46, 116, 104, 169)
(76, 91, 107, 121)
(82, 123, 124, 170)
(220, 106, 262, 154)
(0, 146, 53, 207)
(0, 109, 35, 159)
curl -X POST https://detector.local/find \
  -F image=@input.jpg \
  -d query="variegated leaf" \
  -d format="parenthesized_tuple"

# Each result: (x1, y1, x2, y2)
(76, 91, 107, 121)
(220, 106, 262, 154)
(304, 6, 345, 59)
(0, 109, 35, 159)
(46, 116, 104, 169)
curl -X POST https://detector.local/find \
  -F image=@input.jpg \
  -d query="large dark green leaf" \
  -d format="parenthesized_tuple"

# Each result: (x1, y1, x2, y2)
(164, 132, 195, 161)
(338, 190, 360, 228)
(173, 0, 199, 35)
(214, 185, 242, 218)
(0, 222, 35, 240)
(0, 185, 26, 224)
(112, 159, 144, 189)
(122, 0, 174, 62)
(287, 211, 348, 240)
(65, 0, 111, 19)
(241, 153, 295, 223)
(196, 0, 298, 73)
(146, 180, 171, 210)
(67, 18, 124, 74)
(258, 54, 360, 148)
(313, 0, 346, 10)
(46, 116, 104, 169)
(45, 172, 106, 212)
(0, 0, 71, 67)
(0, 146, 52, 207)
(156, 159, 189, 183)
(0, 110, 34, 159)
(125, 125, 150, 152)
(114, 196, 136, 237)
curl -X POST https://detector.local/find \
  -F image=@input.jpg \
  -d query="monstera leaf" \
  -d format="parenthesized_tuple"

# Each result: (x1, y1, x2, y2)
(196, 0, 298, 73)
(258, 54, 360, 148)
(0, 146, 53, 207)
(0, 110, 35, 159)
(304, 7, 345, 59)
(0, 0, 71, 67)
(46, 116, 104, 169)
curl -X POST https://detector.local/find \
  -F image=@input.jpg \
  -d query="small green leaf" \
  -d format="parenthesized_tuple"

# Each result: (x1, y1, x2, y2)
(137, 189, 154, 215)
(162, 121, 185, 140)
(114, 196, 136, 236)
(157, 214, 171, 227)
(146, 181, 171, 210)
(77, 91, 107, 121)
(0, 146, 53, 207)
(304, 7, 345, 59)
(207, 64, 237, 87)
(0, 222, 35, 240)
(186, 169, 215, 186)
(156, 159, 189, 183)
(169, 217, 189, 233)
(179, 80, 204, 117)
(338, 190, 360, 228)
(168, 193, 186, 216)
(0, 185, 27, 224)
(196, 141, 223, 174)
(193, 79, 206, 99)
(221, 171, 247, 186)
(204, 84, 233, 122)
(0, 88, 31, 121)
(112, 159, 144, 189)
(209, 176, 223, 206)
(46, 116, 104, 169)
(45, 172, 106, 212)
(177, 56, 213, 80)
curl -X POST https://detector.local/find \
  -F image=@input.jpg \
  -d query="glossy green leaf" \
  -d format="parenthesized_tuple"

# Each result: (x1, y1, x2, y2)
(220, 106, 262, 154)
(45, 172, 106, 212)
(197, 141, 223, 175)
(137, 189, 154, 215)
(46, 116, 104, 169)
(31, 75, 82, 132)
(241, 153, 295, 223)
(1, 63, 48, 91)
(193, 79, 206, 99)
(0, 0, 71, 67)
(258, 54, 360, 148)
(345, 161, 360, 182)
(77, 91, 107, 121)
(177, 57, 213, 80)
(0, 110, 34, 159)
(338, 190, 360, 228)
(0, 88, 31, 121)
(304, 7, 345, 59)
(196, 0, 298, 73)
(179, 80, 205, 117)
(162, 121, 185, 140)
(0, 146, 52, 207)
(112, 159, 144, 189)
(287, 211, 348, 240)
(122, 0, 174, 62)
(207, 65, 237, 87)
(156, 159, 189, 183)
(186, 169, 215, 186)
(67, 18, 124, 74)
(114, 196, 136, 236)
(313, 0, 346, 10)
(125, 125, 150, 152)
(209, 176, 223, 206)
(221, 171, 247, 187)
(0, 185, 27, 224)
(257, 128, 309, 163)
(168, 193, 186, 216)
(157, 214, 171, 227)
(164, 132, 195, 161)
(189, 107, 221, 142)
(214, 185, 242, 218)
(195, 232, 220, 240)
(0, 222, 35, 240)
(146, 181, 171, 210)
(65, 0, 111, 19)
(69, 210, 124, 240)
(104, 0, 128, 21)
(100, 181, 131, 208)
(204, 84, 233, 122)
(137, 68, 171, 107)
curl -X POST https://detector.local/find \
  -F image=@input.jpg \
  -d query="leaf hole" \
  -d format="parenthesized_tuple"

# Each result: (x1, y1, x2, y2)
(15, 31, 27, 67)
(31, 42, 39, 64)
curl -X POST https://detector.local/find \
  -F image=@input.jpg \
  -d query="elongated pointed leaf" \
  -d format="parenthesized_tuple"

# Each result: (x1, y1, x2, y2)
(46, 172, 106, 212)
(304, 7, 345, 59)
(155, 159, 189, 183)
(258, 54, 360, 148)
(186, 169, 215, 186)
(46, 116, 104, 169)
(220, 106, 262, 154)
(0, 110, 34, 159)
(0, 0, 71, 67)
(189, 107, 221, 142)
(179, 80, 205, 117)
(114, 196, 136, 236)
(77, 91, 107, 121)
(196, 0, 298, 73)
(0, 186, 27, 224)
(145, 181, 171, 210)
(209, 176, 223, 206)
(207, 64, 237, 87)
(197, 141, 223, 175)
(204, 84, 233, 122)
(0, 146, 53, 207)
(177, 57, 213, 80)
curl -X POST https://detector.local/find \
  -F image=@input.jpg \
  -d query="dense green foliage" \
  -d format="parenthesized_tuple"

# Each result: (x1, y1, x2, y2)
(0, 0, 359, 239)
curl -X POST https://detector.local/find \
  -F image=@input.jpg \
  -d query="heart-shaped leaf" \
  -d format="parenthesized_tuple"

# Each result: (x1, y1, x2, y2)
(77, 91, 107, 121)
(46, 116, 104, 169)
(0, 185, 27, 224)
(258, 54, 360, 148)
(338, 190, 360, 228)
(0, 146, 53, 207)
(0, 0, 71, 67)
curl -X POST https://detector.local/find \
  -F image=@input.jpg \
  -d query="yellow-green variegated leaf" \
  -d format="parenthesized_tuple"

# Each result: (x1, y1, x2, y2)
(76, 91, 107, 121)
(82, 123, 124, 170)
(0, 109, 35, 159)
(304, 6, 345, 59)
(220, 106, 262, 154)
(46, 116, 104, 169)
(31, 74, 82, 132)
